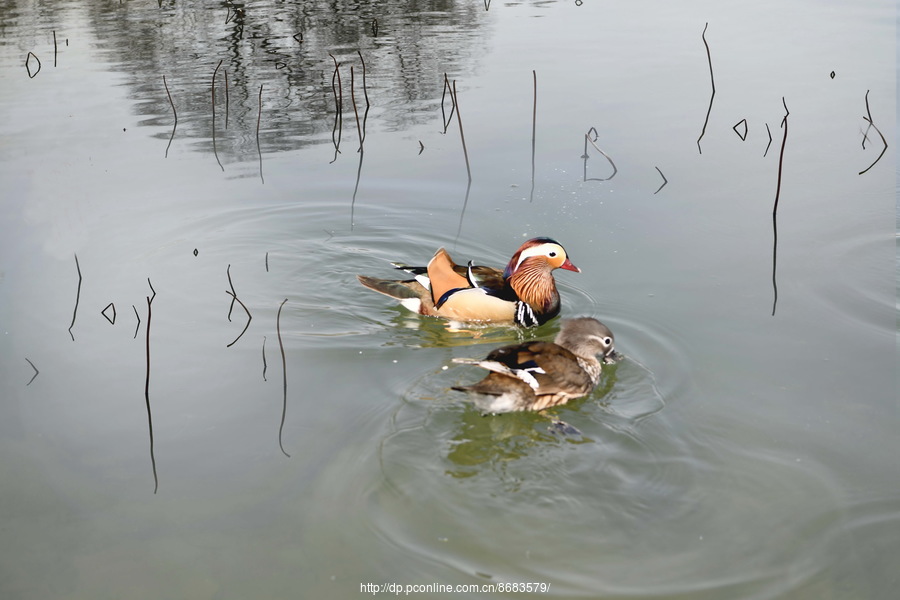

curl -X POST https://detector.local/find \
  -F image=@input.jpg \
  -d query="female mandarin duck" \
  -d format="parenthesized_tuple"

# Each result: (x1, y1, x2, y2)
(356, 237, 579, 327)
(451, 317, 621, 413)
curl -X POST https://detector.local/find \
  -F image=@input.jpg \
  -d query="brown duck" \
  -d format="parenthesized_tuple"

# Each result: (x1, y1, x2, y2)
(357, 237, 580, 327)
(451, 317, 621, 413)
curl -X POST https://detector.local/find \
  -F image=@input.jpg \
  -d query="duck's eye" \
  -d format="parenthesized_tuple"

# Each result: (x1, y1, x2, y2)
(604, 337, 612, 345)
(548, 251, 557, 257)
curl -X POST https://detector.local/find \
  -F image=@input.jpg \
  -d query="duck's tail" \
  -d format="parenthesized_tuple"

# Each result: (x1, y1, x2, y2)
(357, 275, 423, 300)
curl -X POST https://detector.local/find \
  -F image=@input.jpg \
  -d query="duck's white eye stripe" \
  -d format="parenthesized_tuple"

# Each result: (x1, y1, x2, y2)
(514, 243, 563, 271)
(587, 335, 613, 346)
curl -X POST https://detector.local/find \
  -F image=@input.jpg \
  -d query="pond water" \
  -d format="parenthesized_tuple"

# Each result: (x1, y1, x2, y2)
(0, 1, 896, 598)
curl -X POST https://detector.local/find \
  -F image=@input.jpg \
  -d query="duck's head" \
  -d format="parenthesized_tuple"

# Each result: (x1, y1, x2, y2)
(555, 317, 622, 364)
(503, 237, 580, 278)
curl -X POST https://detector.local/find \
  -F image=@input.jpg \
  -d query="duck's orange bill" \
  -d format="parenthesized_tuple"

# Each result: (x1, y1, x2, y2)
(561, 258, 581, 272)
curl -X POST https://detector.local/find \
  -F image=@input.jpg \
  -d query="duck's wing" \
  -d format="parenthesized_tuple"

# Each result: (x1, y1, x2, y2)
(426, 248, 473, 304)
(392, 261, 506, 291)
(486, 341, 595, 398)
(462, 263, 506, 291)
(454, 341, 555, 389)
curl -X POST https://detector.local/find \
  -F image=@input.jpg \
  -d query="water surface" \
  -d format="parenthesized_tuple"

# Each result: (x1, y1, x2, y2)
(0, 1, 896, 598)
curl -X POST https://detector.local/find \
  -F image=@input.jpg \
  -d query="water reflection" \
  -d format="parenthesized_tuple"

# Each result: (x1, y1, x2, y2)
(696, 22, 715, 154)
(1, 0, 488, 166)
(12, 0, 486, 166)
(66, 253, 82, 341)
(770, 97, 789, 316)
(392, 350, 667, 479)
(441, 373, 618, 478)
(142, 279, 159, 494)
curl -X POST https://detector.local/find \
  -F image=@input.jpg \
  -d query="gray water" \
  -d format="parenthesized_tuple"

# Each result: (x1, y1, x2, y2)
(1, 1, 897, 599)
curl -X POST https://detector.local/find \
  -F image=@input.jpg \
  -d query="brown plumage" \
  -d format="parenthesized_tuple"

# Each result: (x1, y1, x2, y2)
(357, 237, 580, 326)
(451, 317, 622, 413)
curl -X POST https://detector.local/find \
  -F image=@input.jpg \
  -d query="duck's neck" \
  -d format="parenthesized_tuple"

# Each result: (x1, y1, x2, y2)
(508, 262, 560, 314)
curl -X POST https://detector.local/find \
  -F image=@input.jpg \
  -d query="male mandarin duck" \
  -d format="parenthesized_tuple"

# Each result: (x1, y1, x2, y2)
(356, 237, 580, 327)
(451, 317, 622, 413)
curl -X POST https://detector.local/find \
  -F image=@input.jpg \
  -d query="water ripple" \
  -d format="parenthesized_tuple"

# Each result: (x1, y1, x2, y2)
(806, 229, 895, 339)
(365, 392, 864, 596)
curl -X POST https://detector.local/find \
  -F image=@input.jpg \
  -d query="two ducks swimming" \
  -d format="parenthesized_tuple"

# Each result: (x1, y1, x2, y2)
(358, 237, 621, 414)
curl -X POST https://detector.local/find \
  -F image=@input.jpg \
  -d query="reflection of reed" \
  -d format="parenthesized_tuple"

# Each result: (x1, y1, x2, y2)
(771, 98, 789, 316)
(450, 79, 472, 184)
(455, 180, 473, 244)
(25, 358, 39, 386)
(25, 52, 40, 78)
(225, 264, 252, 347)
(351, 148, 364, 229)
(357, 50, 370, 117)
(101, 302, 116, 325)
(351, 67, 364, 152)
(350, 60, 368, 228)
(163, 75, 177, 158)
(262, 335, 268, 382)
(329, 54, 344, 163)
(764, 123, 772, 157)
(859, 90, 887, 175)
(697, 22, 715, 154)
(226, 264, 236, 321)
(53, 31, 57, 67)
(582, 127, 617, 182)
(211, 59, 225, 171)
(225, 4, 245, 38)
(439, 75, 472, 240)
(256, 83, 264, 184)
(530, 70, 537, 203)
(225, 290, 252, 347)
(733, 119, 748, 141)
(276, 298, 291, 458)
(68, 254, 82, 341)
(654, 166, 667, 194)
(441, 74, 456, 134)
(224, 69, 230, 129)
(144, 279, 159, 494)
(132, 304, 140, 339)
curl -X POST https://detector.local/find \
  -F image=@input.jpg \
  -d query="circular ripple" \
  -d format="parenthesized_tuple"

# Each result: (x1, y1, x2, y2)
(807, 229, 895, 338)
(365, 374, 850, 596)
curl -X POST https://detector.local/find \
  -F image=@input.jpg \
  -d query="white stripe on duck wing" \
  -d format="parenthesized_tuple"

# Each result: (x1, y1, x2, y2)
(356, 237, 580, 326)
(390, 259, 506, 291)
